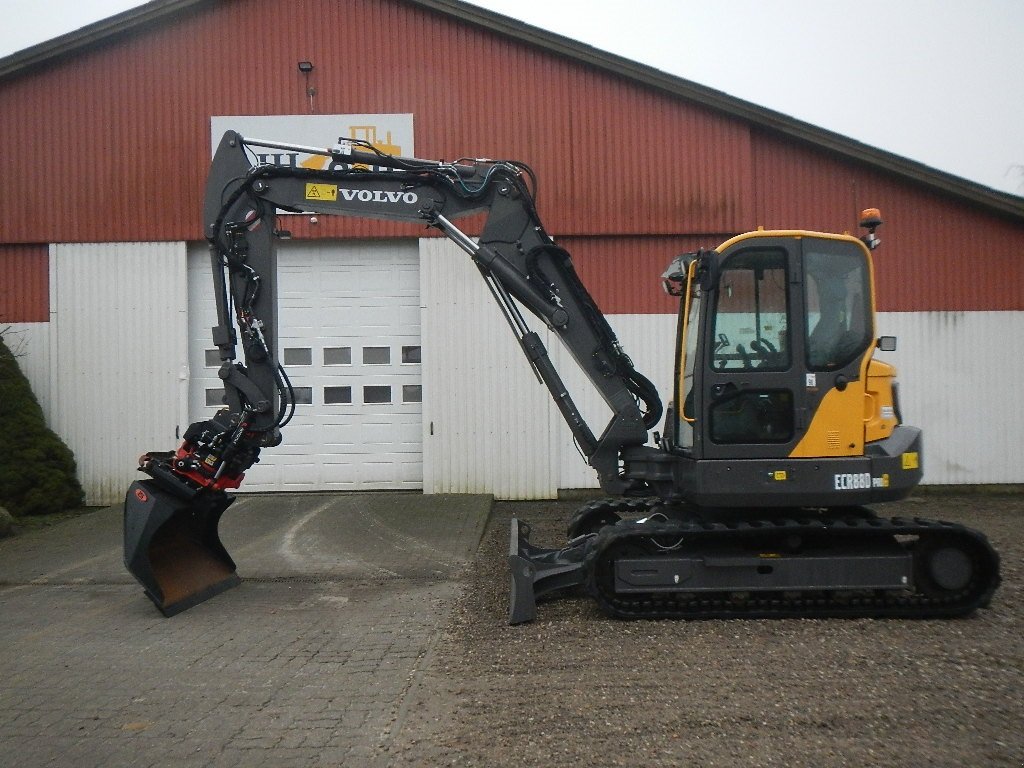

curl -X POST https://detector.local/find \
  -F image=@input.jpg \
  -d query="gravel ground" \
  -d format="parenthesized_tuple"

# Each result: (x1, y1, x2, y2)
(388, 492, 1023, 767)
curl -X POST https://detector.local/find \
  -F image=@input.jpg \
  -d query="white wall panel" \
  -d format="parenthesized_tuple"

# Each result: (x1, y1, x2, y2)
(33, 239, 1014, 504)
(50, 243, 187, 505)
(16, 241, 1019, 507)
(420, 238, 560, 499)
(2, 322, 52, 415)
(875, 311, 1023, 485)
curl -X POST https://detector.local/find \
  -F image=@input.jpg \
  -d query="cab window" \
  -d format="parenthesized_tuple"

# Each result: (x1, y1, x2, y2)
(804, 248, 871, 371)
(710, 249, 790, 372)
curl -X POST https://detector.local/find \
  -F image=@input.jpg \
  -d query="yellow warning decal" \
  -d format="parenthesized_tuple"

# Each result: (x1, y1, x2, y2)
(773, 470, 787, 481)
(305, 183, 338, 201)
(901, 452, 919, 470)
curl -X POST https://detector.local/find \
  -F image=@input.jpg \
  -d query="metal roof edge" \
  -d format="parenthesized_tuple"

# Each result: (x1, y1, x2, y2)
(0, 0, 210, 79)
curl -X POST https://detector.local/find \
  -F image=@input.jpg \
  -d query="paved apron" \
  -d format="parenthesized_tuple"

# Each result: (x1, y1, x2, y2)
(0, 492, 491, 768)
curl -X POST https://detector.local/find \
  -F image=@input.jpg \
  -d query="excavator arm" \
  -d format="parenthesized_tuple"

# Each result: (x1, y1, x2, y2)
(124, 131, 661, 615)
(198, 131, 660, 493)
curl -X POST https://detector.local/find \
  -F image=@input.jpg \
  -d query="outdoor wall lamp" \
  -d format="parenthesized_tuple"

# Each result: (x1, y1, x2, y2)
(297, 61, 316, 112)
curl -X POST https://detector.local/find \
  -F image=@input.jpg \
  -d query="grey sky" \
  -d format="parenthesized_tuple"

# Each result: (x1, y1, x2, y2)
(2, 0, 1021, 196)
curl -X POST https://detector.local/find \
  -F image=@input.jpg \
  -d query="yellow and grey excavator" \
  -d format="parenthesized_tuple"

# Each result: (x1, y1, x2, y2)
(124, 131, 1000, 620)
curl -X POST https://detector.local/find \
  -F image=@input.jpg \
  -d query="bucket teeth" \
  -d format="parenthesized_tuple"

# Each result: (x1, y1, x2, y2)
(124, 480, 239, 616)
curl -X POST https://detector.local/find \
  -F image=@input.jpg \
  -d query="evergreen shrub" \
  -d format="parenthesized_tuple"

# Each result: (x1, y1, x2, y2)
(0, 332, 84, 516)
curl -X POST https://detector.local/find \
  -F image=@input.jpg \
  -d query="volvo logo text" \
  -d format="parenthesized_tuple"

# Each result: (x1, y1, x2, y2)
(338, 189, 418, 204)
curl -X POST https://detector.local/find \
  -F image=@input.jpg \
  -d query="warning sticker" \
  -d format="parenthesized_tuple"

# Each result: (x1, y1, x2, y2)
(901, 452, 919, 470)
(305, 183, 338, 201)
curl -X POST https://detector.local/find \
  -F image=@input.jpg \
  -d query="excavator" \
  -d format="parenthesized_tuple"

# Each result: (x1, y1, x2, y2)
(124, 130, 1000, 620)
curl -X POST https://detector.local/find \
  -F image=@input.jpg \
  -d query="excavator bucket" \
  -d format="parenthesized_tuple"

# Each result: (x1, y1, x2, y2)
(123, 479, 240, 616)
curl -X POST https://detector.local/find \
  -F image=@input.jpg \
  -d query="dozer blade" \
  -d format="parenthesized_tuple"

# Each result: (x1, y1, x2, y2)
(508, 518, 588, 624)
(124, 479, 240, 616)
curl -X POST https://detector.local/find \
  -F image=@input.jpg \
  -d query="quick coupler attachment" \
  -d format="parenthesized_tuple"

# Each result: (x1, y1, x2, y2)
(124, 479, 240, 616)
(507, 518, 589, 624)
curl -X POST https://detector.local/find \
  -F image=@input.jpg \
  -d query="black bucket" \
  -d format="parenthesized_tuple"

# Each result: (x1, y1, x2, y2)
(124, 479, 240, 616)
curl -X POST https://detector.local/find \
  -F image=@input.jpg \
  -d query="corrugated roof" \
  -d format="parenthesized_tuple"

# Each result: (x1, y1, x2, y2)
(2, 0, 1022, 221)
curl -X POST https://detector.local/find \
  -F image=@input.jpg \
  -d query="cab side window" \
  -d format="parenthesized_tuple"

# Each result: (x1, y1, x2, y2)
(804, 249, 871, 371)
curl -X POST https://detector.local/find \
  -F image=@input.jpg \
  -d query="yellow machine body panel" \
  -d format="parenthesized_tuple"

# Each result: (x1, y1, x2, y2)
(789, 384, 866, 457)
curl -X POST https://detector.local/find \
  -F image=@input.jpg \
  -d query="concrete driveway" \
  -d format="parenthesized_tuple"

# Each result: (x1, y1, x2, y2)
(0, 492, 491, 768)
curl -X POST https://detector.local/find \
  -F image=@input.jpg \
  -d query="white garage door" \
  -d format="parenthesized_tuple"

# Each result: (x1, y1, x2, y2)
(187, 239, 422, 491)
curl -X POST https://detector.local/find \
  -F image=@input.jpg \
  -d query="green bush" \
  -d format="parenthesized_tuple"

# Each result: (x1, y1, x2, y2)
(0, 332, 84, 516)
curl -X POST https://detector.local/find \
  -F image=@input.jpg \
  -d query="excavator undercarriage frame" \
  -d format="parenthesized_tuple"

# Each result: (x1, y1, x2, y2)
(510, 499, 1000, 624)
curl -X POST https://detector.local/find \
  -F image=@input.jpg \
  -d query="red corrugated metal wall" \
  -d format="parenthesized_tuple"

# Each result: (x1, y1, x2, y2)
(0, 244, 48, 322)
(560, 235, 719, 315)
(1, 0, 1021, 315)
(751, 131, 1024, 311)
(0, 0, 751, 244)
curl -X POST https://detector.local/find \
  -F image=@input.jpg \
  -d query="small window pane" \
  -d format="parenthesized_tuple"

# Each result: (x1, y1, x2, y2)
(284, 347, 313, 366)
(363, 385, 392, 404)
(292, 387, 313, 404)
(324, 386, 352, 404)
(710, 390, 793, 444)
(205, 388, 225, 407)
(363, 346, 391, 365)
(204, 349, 220, 367)
(402, 385, 422, 403)
(401, 346, 422, 364)
(324, 347, 352, 365)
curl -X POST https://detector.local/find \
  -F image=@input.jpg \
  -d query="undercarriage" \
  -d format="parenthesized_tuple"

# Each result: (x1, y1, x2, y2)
(509, 498, 1001, 623)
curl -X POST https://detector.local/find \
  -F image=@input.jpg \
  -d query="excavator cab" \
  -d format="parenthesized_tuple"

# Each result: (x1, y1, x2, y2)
(511, 223, 996, 624)
(678, 234, 875, 454)
(657, 226, 922, 508)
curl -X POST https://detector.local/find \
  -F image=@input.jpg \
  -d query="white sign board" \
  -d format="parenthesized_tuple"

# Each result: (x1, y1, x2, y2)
(210, 114, 415, 167)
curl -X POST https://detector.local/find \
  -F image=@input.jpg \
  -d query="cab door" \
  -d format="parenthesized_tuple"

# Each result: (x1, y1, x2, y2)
(790, 238, 875, 458)
(696, 238, 804, 460)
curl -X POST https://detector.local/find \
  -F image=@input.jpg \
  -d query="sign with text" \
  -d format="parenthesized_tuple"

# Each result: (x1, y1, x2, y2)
(210, 114, 415, 170)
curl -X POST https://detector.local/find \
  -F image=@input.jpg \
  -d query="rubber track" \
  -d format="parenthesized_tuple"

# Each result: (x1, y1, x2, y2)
(567, 497, 659, 538)
(580, 500, 1001, 620)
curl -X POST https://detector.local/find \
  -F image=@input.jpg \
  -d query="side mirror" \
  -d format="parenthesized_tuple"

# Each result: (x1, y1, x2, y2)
(876, 336, 897, 352)
(661, 253, 696, 296)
